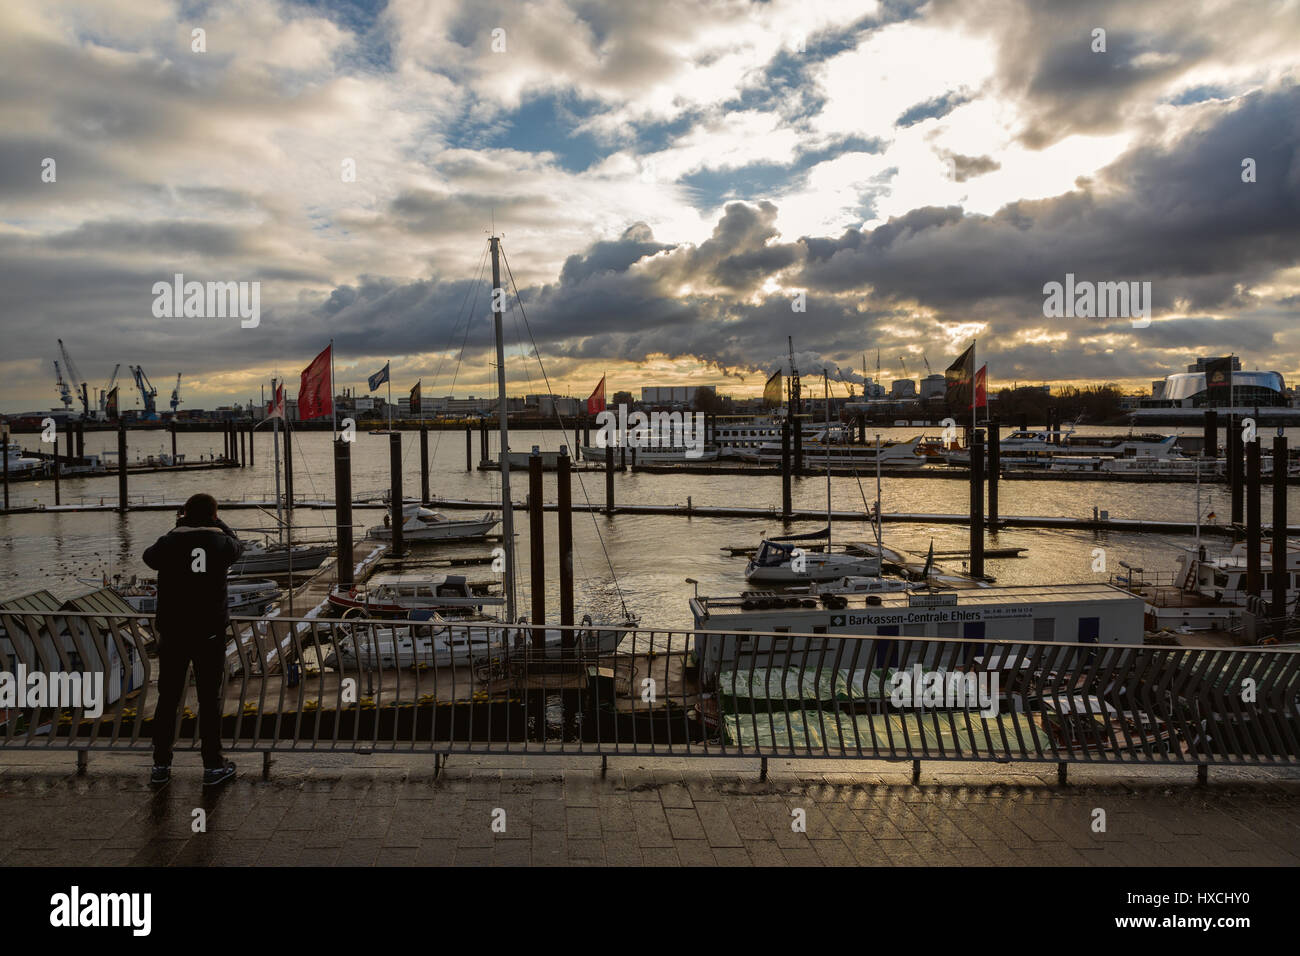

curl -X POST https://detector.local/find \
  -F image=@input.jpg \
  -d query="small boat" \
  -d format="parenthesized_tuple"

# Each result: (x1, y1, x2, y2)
(808, 575, 916, 596)
(102, 576, 282, 615)
(327, 572, 504, 619)
(322, 617, 625, 670)
(231, 539, 332, 575)
(367, 504, 499, 543)
(745, 538, 881, 583)
(3, 441, 46, 475)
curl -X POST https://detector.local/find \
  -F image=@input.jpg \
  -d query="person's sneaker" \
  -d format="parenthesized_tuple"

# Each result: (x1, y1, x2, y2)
(202, 760, 236, 787)
(149, 765, 171, 786)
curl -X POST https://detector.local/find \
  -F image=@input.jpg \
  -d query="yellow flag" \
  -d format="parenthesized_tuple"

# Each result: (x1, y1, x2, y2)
(763, 370, 783, 406)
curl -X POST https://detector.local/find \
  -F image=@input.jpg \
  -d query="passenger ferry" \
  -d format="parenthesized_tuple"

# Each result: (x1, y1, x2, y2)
(944, 429, 1181, 467)
(711, 417, 828, 458)
(741, 432, 923, 468)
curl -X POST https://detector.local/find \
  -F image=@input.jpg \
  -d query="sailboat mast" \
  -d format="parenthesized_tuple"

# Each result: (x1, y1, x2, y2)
(490, 236, 517, 622)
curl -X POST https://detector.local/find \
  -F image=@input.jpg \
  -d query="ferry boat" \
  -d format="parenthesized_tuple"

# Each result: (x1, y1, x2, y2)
(579, 444, 720, 463)
(1112, 539, 1300, 633)
(326, 572, 504, 619)
(367, 504, 499, 543)
(742, 432, 922, 468)
(943, 428, 1182, 467)
(711, 418, 827, 458)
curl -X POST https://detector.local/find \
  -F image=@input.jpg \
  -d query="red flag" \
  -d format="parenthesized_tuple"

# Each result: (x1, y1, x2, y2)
(298, 345, 333, 421)
(266, 383, 285, 420)
(586, 375, 606, 415)
(974, 364, 987, 409)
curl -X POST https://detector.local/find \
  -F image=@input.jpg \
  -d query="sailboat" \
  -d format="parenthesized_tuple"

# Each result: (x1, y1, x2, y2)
(324, 235, 629, 670)
(745, 368, 881, 583)
(232, 378, 332, 575)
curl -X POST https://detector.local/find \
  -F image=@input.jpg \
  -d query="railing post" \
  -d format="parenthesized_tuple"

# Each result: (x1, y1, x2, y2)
(1057, 762, 1068, 786)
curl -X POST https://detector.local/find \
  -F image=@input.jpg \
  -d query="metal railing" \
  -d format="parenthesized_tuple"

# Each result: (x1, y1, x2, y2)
(0, 609, 1296, 768)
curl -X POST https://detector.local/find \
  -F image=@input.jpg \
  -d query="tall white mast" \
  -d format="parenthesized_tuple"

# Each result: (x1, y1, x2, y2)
(271, 377, 283, 547)
(490, 236, 517, 621)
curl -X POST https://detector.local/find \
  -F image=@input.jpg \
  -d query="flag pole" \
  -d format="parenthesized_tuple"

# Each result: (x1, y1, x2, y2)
(329, 338, 337, 439)
(971, 338, 977, 440)
(387, 366, 392, 432)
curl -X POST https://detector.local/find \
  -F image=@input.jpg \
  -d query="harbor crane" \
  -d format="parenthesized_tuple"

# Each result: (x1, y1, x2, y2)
(56, 339, 90, 418)
(787, 336, 801, 415)
(922, 353, 933, 376)
(129, 365, 160, 420)
(98, 364, 120, 420)
(899, 355, 910, 380)
(170, 373, 182, 412)
(53, 360, 73, 411)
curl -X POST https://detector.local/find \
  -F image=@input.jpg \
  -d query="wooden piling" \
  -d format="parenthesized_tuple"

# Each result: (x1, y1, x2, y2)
(605, 445, 615, 515)
(388, 432, 403, 555)
(528, 448, 546, 634)
(781, 419, 792, 519)
(987, 420, 999, 531)
(420, 425, 430, 503)
(334, 437, 354, 587)
(969, 428, 984, 579)
(558, 447, 574, 631)
(1273, 433, 1288, 638)
(1246, 437, 1261, 596)
(117, 424, 128, 513)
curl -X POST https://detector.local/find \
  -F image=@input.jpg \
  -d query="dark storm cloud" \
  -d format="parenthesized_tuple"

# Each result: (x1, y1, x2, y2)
(926, 0, 1300, 150)
(798, 87, 1300, 319)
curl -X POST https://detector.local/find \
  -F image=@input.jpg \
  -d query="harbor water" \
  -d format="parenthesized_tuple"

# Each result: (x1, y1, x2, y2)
(3, 425, 1300, 629)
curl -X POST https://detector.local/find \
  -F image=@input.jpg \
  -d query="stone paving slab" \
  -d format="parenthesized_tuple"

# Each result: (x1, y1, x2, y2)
(0, 751, 1297, 866)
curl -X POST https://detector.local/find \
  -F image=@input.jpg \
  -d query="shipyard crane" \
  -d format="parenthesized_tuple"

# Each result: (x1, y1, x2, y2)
(922, 354, 933, 376)
(170, 373, 183, 412)
(98, 364, 120, 420)
(129, 365, 160, 420)
(899, 356, 910, 380)
(56, 339, 90, 418)
(53, 360, 73, 411)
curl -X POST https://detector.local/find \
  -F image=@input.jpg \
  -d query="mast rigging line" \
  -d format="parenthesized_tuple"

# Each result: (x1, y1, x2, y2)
(499, 244, 632, 621)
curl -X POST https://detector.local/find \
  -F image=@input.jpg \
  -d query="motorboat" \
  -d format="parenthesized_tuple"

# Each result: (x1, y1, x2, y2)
(231, 539, 332, 575)
(100, 575, 282, 615)
(367, 504, 499, 543)
(322, 617, 626, 670)
(745, 538, 881, 583)
(327, 572, 504, 619)
(3, 441, 46, 475)
(741, 432, 922, 467)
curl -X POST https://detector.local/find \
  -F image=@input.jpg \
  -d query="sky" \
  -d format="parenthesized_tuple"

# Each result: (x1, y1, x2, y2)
(1, 0, 1298, 413)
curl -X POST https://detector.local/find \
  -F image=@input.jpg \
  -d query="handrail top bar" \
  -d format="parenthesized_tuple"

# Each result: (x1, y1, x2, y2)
(3, 608, 1296, 655)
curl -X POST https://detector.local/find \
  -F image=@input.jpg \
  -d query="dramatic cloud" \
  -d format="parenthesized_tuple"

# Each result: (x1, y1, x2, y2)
(0, 0, 1297, 413)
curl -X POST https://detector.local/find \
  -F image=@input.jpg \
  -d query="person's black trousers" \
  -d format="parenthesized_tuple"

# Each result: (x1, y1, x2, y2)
(151, 630, 227, 770)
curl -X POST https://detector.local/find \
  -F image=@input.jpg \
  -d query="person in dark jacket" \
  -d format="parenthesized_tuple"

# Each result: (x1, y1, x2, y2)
(142, 492, 244, 787)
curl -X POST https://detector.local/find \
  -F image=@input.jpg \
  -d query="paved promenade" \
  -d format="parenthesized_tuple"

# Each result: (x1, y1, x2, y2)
(1, 751, 1297, 866)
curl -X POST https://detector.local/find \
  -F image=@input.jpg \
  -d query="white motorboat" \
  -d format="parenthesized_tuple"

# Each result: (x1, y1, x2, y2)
(367, 504, 499, 543)
(231, 539, 332, 575)
(327, 572, 504, 618)
(745, 538, 881, 583)
(323, 618, 625, 670)
(100, 576, 282, 615)
(808, 575, 916, 596)
(3, 441, 46, 475)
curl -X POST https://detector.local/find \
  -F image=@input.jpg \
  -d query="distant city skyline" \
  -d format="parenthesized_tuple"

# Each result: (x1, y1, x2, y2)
(3, 0, 1297, 414)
